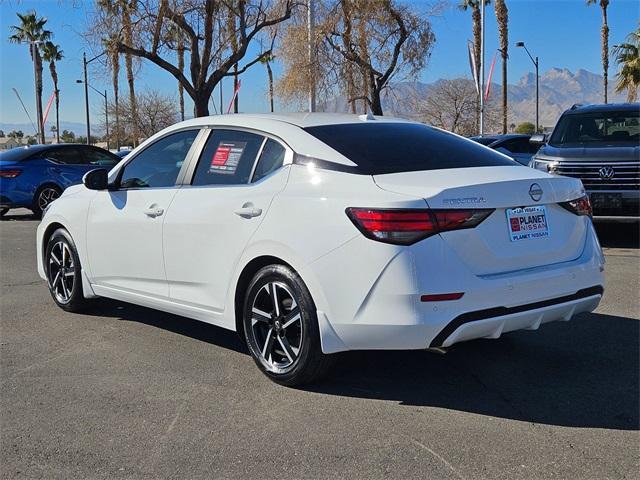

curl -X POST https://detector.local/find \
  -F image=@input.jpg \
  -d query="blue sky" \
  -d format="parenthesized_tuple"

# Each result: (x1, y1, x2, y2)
(0, 0, 638, 130)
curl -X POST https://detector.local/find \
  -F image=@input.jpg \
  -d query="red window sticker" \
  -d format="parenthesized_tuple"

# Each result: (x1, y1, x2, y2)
(211, 146, 231, 166)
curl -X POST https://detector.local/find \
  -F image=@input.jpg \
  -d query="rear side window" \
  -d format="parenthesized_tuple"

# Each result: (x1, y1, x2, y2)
(304, 123, 516, 175)
(252, 139, 286, 182)
(47, 148, 85, 165)
(192, 129, 264, 186)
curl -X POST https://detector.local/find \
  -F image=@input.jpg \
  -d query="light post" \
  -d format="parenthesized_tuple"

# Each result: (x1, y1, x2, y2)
(77, 80, 109, 150)
(82, 51, 107, 145)
(516, 41, 539, 133)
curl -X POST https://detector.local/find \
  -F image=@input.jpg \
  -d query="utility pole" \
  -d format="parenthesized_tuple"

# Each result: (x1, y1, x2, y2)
(479, 0, 485, 135)
(83, 52, 90, 144)
(308, 0, 316, 113)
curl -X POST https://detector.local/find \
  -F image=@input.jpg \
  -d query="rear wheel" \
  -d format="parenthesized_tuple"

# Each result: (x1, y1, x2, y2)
(33, 185, 61, 218)
(45, 228, 88, 312)
(243, 265, 334, 386)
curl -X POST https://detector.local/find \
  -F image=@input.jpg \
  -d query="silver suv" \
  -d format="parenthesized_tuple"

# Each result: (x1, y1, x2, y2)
(530, 103, 640, 220)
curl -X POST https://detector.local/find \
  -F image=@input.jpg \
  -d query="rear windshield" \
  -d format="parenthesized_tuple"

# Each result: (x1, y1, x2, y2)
(549, 110, 640, 147)
(0, 146, 37, 162)
(304, 123, 517, 175)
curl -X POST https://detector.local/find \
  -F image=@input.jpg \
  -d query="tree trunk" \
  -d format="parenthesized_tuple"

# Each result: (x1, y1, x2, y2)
(472, 5, 481, 133)
(233, 63, 239, 113)
(494, 0, 509, 134)
(35, 49, 45, 144)
(194, 94, 210, 117)
(50, 61, 60, 143)
(601, 3, 609, 104)
(178, 42, 185, 121)
(266, 61, 274, 113)
(123, 4, 138, 145)
(370, 76, 383, 115)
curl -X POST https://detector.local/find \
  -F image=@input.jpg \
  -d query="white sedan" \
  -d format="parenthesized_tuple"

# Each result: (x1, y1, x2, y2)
(37, 113, 605, 386)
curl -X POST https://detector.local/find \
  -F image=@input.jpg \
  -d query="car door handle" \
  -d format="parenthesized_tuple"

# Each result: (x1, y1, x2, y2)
(144, 205, 164, 218)
(234, 204, 262, 219)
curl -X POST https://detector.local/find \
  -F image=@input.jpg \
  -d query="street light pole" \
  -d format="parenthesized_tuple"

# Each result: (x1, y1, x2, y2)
(516, 41, 540, 133)
(77, 80, 109, 150)
(81, 50, 108, 145)
(83, 52, 90, 144)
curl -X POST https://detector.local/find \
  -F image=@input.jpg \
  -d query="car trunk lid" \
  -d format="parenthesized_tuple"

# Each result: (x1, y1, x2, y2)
(373, 166, 588, 275)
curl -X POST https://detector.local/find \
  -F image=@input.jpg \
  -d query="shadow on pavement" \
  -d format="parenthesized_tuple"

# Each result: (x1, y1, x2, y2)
(594, 222, 639, 249)
(87, 298, 248, 355)
(88, 297, 639, 431)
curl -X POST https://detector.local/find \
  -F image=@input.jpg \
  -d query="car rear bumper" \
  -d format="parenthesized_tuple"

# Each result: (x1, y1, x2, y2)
(309, 221, 605, 353)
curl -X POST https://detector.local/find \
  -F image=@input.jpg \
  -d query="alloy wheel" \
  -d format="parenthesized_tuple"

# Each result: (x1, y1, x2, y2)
(250, 281, 303, 372)
(48, 241, 75, 303)
(38, 187, 60, 211)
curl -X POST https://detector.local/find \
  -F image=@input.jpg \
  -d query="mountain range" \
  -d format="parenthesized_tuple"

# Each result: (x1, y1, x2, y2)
(325, 68, 628, 129)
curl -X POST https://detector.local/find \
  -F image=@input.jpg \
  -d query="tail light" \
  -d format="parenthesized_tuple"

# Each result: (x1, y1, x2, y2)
(559, 195, 592, 217)
(346, 208, 494, 245)
(0, 169, 22, 179)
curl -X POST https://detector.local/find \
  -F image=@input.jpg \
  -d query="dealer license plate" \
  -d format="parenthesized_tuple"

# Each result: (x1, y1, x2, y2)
(506, 206, 550, 242)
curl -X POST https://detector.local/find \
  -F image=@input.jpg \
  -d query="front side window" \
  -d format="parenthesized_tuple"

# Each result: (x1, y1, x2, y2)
(192, 129, 264, 186)
(83, 147, 120, 166)
(252, 139, 286, 182)
(304, 123, 517, 175)
(119, 130, 197, 188)
(549, 110, 640, 147)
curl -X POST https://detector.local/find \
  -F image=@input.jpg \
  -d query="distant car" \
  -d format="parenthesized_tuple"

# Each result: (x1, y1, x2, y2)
(470, 134, 540, 165)
(114, 150, 131, 159)
(0, 144, 120, 217)
(529, 103, 639, 220)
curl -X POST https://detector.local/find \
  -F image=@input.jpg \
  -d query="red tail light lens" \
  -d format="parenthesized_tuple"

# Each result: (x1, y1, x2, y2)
(346, 208, 494, 245)
(0, 169, 22, 179)
(560, 195, 592, 217)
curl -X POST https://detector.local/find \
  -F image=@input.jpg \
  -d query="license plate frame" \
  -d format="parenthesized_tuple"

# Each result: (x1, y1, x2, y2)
(589, 192, 623, 210)
(506, 205, 550, 242)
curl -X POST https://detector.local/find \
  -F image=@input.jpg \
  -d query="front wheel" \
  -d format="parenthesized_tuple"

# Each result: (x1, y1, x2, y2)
(33, 185, 61, 218)
(243, 265, 335, 386)
(45, 228, 88, 312)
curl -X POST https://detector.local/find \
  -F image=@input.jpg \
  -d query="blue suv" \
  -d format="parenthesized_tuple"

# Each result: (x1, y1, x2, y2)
(0, 144, 120, 217)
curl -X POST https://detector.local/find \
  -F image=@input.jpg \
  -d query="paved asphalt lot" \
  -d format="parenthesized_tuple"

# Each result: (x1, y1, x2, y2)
(1, 209, 638, 479)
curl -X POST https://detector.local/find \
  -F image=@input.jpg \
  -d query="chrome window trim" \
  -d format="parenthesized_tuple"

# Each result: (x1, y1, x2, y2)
(181, 126, 294, 188)
(112, 127, 203, 190)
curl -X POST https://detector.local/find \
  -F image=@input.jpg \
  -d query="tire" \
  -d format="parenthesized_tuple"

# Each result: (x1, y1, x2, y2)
(32, 184, 62, 218)
(45, 228, 89, 312)
(243, 265, 335, 386)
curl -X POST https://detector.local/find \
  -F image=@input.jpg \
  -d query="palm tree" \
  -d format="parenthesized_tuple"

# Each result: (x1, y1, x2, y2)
(41, 41, 63, 144)
(612, 26, 640, 102)
(165, 23, 186, 121)
(259, 53, 276, 113)
(103, 35, 121, 150)
(494, 0, 508, 134)
(587, 0, 610, 103)
(9, 11, 51, 144)
(459, 0, 490, 131)
(98, 0, 138, 145)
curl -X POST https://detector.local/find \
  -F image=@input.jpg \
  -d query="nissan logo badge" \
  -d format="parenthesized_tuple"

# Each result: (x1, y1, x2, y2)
(529, 183, 543, 202)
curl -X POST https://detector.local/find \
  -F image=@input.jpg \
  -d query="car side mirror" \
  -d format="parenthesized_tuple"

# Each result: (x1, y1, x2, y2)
(83, 168, 109, 190)
(529, 134, 546, 146)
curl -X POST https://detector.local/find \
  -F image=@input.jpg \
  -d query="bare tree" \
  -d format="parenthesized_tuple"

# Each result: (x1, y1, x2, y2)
(103, 89, 178, 144)
(92, 0, 301, 118)
(322, 0, 436, 115)
(410, 78, 502, 136)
